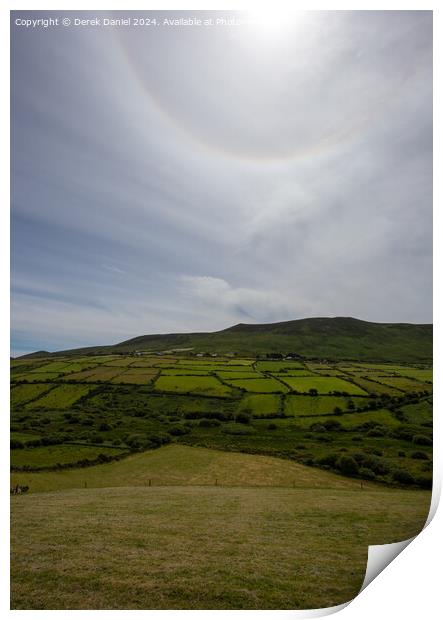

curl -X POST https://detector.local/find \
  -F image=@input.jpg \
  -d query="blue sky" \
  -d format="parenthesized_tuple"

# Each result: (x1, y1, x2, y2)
(11, 10, 432, 356)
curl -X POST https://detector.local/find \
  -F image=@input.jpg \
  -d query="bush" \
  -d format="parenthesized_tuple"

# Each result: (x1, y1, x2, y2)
(392, 469, 415, 485)
(10, 439, 24, 450)
(99, 422, 111, 431)
(359, 467, 376, 480)
(412, 435, 432, 446)
(267, 423, 277, 430)
(333, 407, 343, 415)
(415, 476, 432, 489)
(323, 419, 343, 431)
(198, 418, 221, 427)
(410, 451, 429, 460)
(236, 412, 251, 424)
(398, 451, 406, 457)
(338, 456, 359, 476)
(366, 427, 385, 437)
(310, 424, 326, 432)
(169, 425, 191, 435)
(316, 453, 338, 468)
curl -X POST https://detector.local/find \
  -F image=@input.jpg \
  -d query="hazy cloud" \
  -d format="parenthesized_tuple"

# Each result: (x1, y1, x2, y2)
(11, 10, 432, 354)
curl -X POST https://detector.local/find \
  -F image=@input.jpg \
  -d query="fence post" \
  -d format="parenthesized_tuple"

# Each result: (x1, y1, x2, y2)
(148, 479, 152, 487)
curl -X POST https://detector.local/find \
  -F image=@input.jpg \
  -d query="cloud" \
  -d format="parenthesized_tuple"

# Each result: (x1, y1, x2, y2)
(10, 10, 432, 353)
(180, 275, 298, 323)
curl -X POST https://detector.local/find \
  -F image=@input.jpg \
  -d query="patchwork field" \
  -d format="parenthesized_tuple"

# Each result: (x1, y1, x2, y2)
(238, 393, 282, 416)
(280, 376, 367, 395)
(27, 384, 92, 409)
(10, 350, 433, 610)
(284, 395, 368, 416)
(11, 444, 126, 468)
(226, 377, 288, 393)
(11, 383, 53, 407)
(154, 375, 233, 397)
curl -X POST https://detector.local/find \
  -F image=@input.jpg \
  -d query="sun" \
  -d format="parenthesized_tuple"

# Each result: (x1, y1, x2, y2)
(246, 9, 305, 43)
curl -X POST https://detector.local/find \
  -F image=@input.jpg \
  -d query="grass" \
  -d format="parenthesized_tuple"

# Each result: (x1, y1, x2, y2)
(26, 384, 92, 409)
(255, 361, 305, 372)
(294, 409, 401, 429)
(348, 376, 403, 396)
(10, 444, 374, 492)
(11, 444, 125, 468)
(11, 483, 430, 609)
(398, 369, 433, 382)
(226, 378, 288, 393)
(284, 395, 368, 416)
(154, 375, 233, 397)
(374, 376, 432, 393)
(400, 400, 433, 424)
(216, 371, 262, 379)
(11, 383, 54, 407)
(238, 394, 281, 416)
(281, 376, 367, 395)
(13, 372, 62, 382)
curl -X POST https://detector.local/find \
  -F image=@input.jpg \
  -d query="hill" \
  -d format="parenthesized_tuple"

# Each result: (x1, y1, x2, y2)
(34, 317, 432, 363)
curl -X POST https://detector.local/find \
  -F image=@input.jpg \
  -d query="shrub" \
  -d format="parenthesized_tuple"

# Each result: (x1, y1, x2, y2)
(366, 427, 385, 437)
(99, 422, 111, 431)
(359, 467, 376, 480)
(267, 423, 277, 430)
(398, 451, 406, 457)
(317, 453, 338, 468)
(324, 419, 343, 431)
(410, 451, 429, 460)
(169, 425, 191, 435)
(333, 407, 342, 415)
(236, 412, 251, 424)
(415, 476, 432, 489)
(310, 424, 326, 432)
(338, 456, 359, 476)
(198, 418, 221, 428)
(10, 439, 24, 450)
(392, 469, 415, 485)
(412, 435, 432, 446)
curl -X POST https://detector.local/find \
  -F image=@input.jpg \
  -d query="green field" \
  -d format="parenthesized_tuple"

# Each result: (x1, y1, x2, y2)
(227, 377, 288, 393)
(216, 371, 263, 379)
(13, 372, 62, 382)
(26, 384, 92, 409)
(11, 383, 53, 407)
(238, 394, 281, 416)
(11, 444, 125, 468)
(280, 376, 367, 395)
(11, 457, 430, 609)
(255, 361, 305, 372)
(294, 409, 401, 429)
(154, 375, 233, 397)
(284, 395, 368, 416)
(374, 376, 432, 393)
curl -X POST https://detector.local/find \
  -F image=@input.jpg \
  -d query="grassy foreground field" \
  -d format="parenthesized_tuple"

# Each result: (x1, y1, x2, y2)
(11, 483, 430, 609)
(11, 446, 431, 609)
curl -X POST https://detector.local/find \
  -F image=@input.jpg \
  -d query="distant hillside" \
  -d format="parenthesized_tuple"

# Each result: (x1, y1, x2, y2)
(35, 317, 432, 363)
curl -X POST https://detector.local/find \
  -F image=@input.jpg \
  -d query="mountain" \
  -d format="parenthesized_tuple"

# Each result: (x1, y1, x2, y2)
(33, 317, 432, 363)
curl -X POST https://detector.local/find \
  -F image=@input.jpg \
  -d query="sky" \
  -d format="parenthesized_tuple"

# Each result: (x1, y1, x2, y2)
(11, 10, 433, 356)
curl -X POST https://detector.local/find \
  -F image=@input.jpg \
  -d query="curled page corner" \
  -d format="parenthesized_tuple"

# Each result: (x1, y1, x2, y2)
(292, 484, 440, 619)
(358, 481, 440, 596)
(360, 537, 415, 593)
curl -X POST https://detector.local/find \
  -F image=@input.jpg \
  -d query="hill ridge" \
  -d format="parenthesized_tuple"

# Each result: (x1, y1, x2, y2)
(18, 316, 432, 363)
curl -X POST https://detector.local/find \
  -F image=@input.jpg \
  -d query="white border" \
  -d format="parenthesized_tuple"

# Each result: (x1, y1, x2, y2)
(2, 1, 440, 618)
